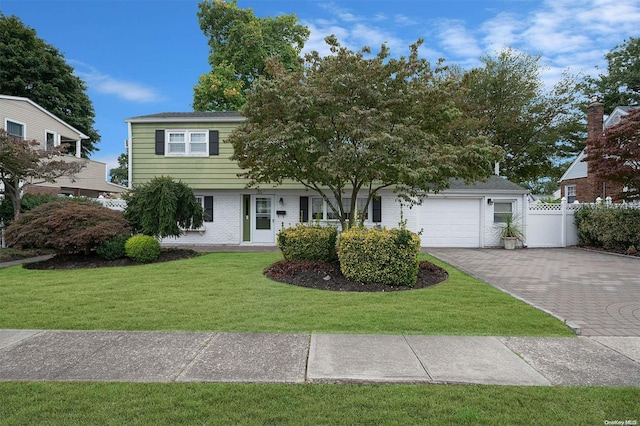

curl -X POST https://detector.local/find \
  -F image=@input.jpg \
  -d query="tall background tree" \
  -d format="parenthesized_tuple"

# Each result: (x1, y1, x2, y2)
(230, 37, 502, 230)
(585, 108, 640, 201)
(0, 13, 99, 156)
(109, 153, 129, 187)
(193, 0, 309, 111)
(461, 49, 584, 193)
(586, 37, 640, 114)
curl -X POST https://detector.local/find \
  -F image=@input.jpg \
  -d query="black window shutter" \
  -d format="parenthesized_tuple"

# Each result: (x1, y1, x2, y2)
(209, 130, 219, 156)
(299, 196, 309, 222)
(204, 196, 214, 222)
(372, 197, 382, 223)
(155, 130, 165, 155)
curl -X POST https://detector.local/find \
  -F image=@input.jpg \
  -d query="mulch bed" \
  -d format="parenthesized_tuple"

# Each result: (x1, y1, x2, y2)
(264, 259, 448, 292)
(21, 249, 448, 293)
(23, 248, 200, 270)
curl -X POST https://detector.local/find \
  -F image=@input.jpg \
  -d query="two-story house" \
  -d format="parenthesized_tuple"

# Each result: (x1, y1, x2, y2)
(0, 95, 125, 198)
(126, 111, 529, 248)
(560, 101, 637, 203)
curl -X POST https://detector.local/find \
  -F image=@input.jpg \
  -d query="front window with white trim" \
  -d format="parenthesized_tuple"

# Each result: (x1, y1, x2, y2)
(493, 202, 513, 223)
(311, 197, 369, 221)
(166, 130, 208, 156)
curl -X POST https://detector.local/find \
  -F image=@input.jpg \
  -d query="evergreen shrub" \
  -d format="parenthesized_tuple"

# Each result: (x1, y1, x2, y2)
(574, 205, 640, 250)
(96, 234, 130, 260)
(338, 227, 420, 286)
(277, 224, 337, 262)
(125, 235, 161, 263)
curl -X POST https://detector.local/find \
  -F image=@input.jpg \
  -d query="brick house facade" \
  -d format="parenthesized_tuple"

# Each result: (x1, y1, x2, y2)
(560, 101, 629, 203)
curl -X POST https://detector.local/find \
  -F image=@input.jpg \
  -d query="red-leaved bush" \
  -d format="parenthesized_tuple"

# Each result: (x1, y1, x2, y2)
(5, 200, 131, 255)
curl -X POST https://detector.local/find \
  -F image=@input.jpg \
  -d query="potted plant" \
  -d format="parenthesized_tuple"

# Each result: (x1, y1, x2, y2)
(496, 213, 524, 250)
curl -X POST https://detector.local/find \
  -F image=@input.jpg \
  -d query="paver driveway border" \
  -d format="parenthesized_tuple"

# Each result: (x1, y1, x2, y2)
(425, 248, 640, 337)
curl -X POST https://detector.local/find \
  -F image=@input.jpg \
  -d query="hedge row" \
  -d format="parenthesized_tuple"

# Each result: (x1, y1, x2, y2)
(277, 225, 421, 286)
(574, 206, 640, 250)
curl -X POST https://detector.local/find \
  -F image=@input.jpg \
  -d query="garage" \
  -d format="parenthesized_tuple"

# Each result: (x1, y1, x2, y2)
(416, 198, 482, 247)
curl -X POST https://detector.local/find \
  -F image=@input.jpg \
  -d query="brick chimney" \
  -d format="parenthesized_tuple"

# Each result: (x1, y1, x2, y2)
(586, 99, 604, 142)
(584, 99, 605, 201)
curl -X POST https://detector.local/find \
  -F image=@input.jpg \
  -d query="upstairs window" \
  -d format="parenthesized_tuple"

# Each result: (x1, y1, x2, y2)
(155, 129, 219, 157)
(565, 185, 577, 203)
(6, 120, 25, 139)
(166, 130, 208, 156)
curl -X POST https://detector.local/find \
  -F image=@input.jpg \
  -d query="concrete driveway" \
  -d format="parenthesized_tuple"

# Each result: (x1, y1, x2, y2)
(426, 248, 640, 337)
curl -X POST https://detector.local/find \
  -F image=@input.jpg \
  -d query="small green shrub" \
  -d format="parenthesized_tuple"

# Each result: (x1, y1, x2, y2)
(125, 235, 161, 263)
(277, 224, 337, 262)
(338, 227, 420, 286)
(575, 205, 640, 250)
(96, 234, 129, 260)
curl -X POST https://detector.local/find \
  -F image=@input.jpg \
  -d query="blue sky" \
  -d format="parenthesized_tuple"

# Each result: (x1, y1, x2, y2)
(1, 0, 639, 176)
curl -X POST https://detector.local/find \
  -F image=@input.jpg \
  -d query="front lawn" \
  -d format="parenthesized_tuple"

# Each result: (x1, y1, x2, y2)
(1, 382, 637, 425)
(0, 252, 573, 336)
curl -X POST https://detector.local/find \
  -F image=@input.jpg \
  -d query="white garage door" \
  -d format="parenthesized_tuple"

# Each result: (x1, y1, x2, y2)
(417, 198, 481, 247)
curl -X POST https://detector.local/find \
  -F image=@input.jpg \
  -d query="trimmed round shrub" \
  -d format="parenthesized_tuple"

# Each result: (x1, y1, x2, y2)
(277, 224, 338, 262)
(338, 227, 420, 286)
(96, 234, 130, 260)
(125, 235, 161, 263)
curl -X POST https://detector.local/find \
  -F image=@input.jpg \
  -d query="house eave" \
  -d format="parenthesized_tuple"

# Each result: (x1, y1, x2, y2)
(0, 94, 89, 139)
(125, 112, 246, 124)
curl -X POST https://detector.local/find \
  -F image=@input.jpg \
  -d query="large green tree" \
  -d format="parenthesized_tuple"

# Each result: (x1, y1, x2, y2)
(193, 0, 309, 111)
(586, 37, 640, 114)
(230, 36, 502, 230)
(461, 49, 584, 192)
(0, 14, 99, 156)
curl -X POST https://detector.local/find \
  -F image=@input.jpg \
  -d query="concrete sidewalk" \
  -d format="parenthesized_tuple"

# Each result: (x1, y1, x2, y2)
(1, 330, 639, 386)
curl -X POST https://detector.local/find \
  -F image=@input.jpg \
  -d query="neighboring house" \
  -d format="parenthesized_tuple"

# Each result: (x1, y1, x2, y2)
(126, 112, 529, 248)
(0, 95, 125, 198)
(560, 101, 637, 203)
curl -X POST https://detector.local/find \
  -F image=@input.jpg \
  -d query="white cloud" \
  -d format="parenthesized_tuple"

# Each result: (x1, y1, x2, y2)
(436, 19, 483, 59)
(307, 0, 639, 88)
(70, 60, 163, 103)
(480, 12, 523, 53)
(318, 2, 360, 22)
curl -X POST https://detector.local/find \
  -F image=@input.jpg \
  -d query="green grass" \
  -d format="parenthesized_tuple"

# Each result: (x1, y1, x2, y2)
(0, 252, 573, 336)
(1, 252, 632, 424)
(1, 382, 637, 425)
